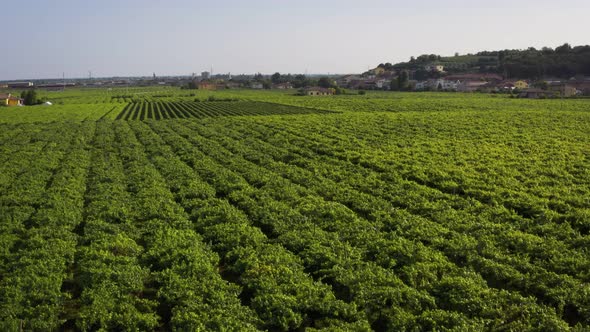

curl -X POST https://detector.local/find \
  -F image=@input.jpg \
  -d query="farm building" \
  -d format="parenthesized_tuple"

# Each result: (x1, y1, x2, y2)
(304, 87, 334, 96)
(0, 93, 24, 106)
(6, 82, 33, 89)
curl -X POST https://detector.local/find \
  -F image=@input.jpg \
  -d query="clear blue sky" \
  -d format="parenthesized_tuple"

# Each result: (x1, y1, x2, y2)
(3, 0, 589, 80)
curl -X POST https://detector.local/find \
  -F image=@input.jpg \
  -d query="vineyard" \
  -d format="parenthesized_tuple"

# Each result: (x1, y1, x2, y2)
(0, 89, 589, 331)
(114, 101, 334, 120)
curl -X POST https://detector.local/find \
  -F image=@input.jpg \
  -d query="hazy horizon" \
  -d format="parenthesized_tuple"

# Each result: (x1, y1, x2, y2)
(3, 0, 589, 81)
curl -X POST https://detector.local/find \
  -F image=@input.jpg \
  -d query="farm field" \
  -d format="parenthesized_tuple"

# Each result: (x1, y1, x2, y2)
(0, 88, 589, 331)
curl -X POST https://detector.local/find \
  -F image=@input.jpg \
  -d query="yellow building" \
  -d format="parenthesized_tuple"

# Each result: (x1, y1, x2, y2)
(425, 64, 445, 72)
(514, 80, 529, 89)
(0, 93, 23, 106)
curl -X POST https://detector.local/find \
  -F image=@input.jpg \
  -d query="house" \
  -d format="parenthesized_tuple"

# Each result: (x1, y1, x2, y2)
(415, 79, 459, 91)
(273, 82, 293, 89)
(518, 89, 557, 99)
(198, 82, 217, 90)
(495, 80, 529, 91)
(425, 64, 444, 72)
(514, 80, 529, 89)
(495, 81, 515, 91)
(337, 75, 363, 88)
(547, 83, 578, 97)
(0, 93, 24, 106)
(304, 87, 334, 96)
(375, 79, 390, 90)
(457, 80, 489, 92)
(250, 82, 264, 89)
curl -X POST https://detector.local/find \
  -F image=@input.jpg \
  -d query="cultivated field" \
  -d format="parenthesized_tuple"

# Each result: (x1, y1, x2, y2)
(0, 88, 589, 331)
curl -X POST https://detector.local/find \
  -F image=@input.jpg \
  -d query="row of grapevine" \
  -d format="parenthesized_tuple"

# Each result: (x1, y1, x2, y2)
(70, 121, 261, 330)
(161, 120, 573, 330)
(114, 122, 259, 330)
(115, 101, 334, 120)
(217, 116, 590, 326)
(214, 115, 590, 327)
(0, 105, 120, 124)
(0, 122, 94, 330)
(129, 120, 369, 330)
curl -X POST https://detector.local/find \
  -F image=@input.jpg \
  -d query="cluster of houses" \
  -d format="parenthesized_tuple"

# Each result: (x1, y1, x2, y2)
(335, 64, 590, 98)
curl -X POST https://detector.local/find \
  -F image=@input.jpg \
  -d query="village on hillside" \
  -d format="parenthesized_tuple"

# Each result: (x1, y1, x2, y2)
(337, 64, 589, 98)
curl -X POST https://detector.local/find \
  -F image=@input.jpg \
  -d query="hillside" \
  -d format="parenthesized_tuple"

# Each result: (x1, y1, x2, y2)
(380, 43, 590, 79)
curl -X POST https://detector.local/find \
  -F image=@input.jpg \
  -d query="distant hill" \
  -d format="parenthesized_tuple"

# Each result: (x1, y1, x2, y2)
(376, 44, 590, 80)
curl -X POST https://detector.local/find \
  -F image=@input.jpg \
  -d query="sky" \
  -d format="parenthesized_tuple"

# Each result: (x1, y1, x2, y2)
(2, 0, 589, 80)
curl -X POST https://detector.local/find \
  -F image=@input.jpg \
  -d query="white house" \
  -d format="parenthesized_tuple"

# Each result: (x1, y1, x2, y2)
(415, 79, 459, 91)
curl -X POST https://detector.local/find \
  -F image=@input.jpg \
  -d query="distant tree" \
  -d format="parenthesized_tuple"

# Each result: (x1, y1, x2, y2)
(555, 43, 572, 54)
(414, 69, 430, 81)
(271, 72, 282, 84)
(292, 74, 309, 88)
(334, 86, 347, 95)
(20, 89, 39, 105)
(318, 77, 333, 88)
(186, 81, 198, 89)
(534, 81, 549, 90)
(382, 62, 394, 71)
(254, 72, 264, 82)
(262, 80, 272, 89)
(397, 71, 410, 91)
(390, 78, 399, 91)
